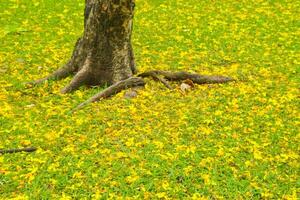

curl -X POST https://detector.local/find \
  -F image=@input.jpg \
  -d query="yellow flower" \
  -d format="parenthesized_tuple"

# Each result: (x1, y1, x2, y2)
(156, 192, 167, 199)
(201, 174, 211, 185)
(125, 174, 139, 184)
(253, 149, 263, 160)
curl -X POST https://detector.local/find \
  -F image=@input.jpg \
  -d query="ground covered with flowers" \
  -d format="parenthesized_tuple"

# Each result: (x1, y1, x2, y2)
(0, 0, 299, 199)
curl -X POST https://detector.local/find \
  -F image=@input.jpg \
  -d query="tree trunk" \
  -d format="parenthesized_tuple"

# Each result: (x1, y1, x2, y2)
(39, 0, 136, 93)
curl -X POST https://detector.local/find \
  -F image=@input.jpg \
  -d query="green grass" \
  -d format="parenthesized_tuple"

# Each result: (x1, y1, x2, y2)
(0, 0, 299, 199)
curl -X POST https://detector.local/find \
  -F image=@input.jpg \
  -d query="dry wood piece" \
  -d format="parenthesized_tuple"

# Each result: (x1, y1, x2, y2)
(0, 147, 37, 154)
(139, 70, 234, 85)
(72, 77, 145, 112)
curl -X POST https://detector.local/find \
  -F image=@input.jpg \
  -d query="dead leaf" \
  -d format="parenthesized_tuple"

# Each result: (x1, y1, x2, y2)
(180, 83, 191, 93)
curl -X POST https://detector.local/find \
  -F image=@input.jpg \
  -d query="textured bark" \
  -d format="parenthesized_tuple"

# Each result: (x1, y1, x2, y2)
(32, 0, 136, 92)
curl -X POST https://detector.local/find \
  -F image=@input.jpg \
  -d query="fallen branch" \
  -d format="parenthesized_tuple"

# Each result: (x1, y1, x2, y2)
(72, 77, 145, 112)
(0, 147, 37, 154)
(138, 70, 234, 84)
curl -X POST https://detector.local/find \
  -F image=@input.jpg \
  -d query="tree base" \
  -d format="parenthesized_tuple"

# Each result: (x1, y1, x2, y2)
(28, 66, 234, 113)
(66, 70, 234, 112)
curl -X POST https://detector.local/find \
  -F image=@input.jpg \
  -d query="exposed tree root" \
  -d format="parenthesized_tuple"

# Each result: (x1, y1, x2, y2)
(138, 70, 234, 85)
(26, 37, 85, 86)
(70, 70, 234, 112)
(138, 70, 173, 89)
(26, 64, 73, 85)
(61, 68, 90, 94)
(29, 66, 234, 112)
(71, 77, 145, 112)
(0, 147, 37, 154)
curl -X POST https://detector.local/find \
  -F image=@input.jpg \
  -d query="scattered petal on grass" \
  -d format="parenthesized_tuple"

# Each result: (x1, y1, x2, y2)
(0, 0, 298, 199)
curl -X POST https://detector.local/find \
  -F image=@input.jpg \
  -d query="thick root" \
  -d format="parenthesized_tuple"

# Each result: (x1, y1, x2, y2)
(71, 70, 234, 112)
(61, 69, 90, 94)
(139, 70, 234, 84)
(27, 65, 73, 85)
(137, 70, 173, 89)
(71, 77, 145, 112)
(27, 37, 85, 86)
(61, 54, 93, 94)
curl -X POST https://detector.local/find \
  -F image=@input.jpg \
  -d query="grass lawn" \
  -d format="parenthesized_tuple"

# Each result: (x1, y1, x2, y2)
(0, 0, 299, 199)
